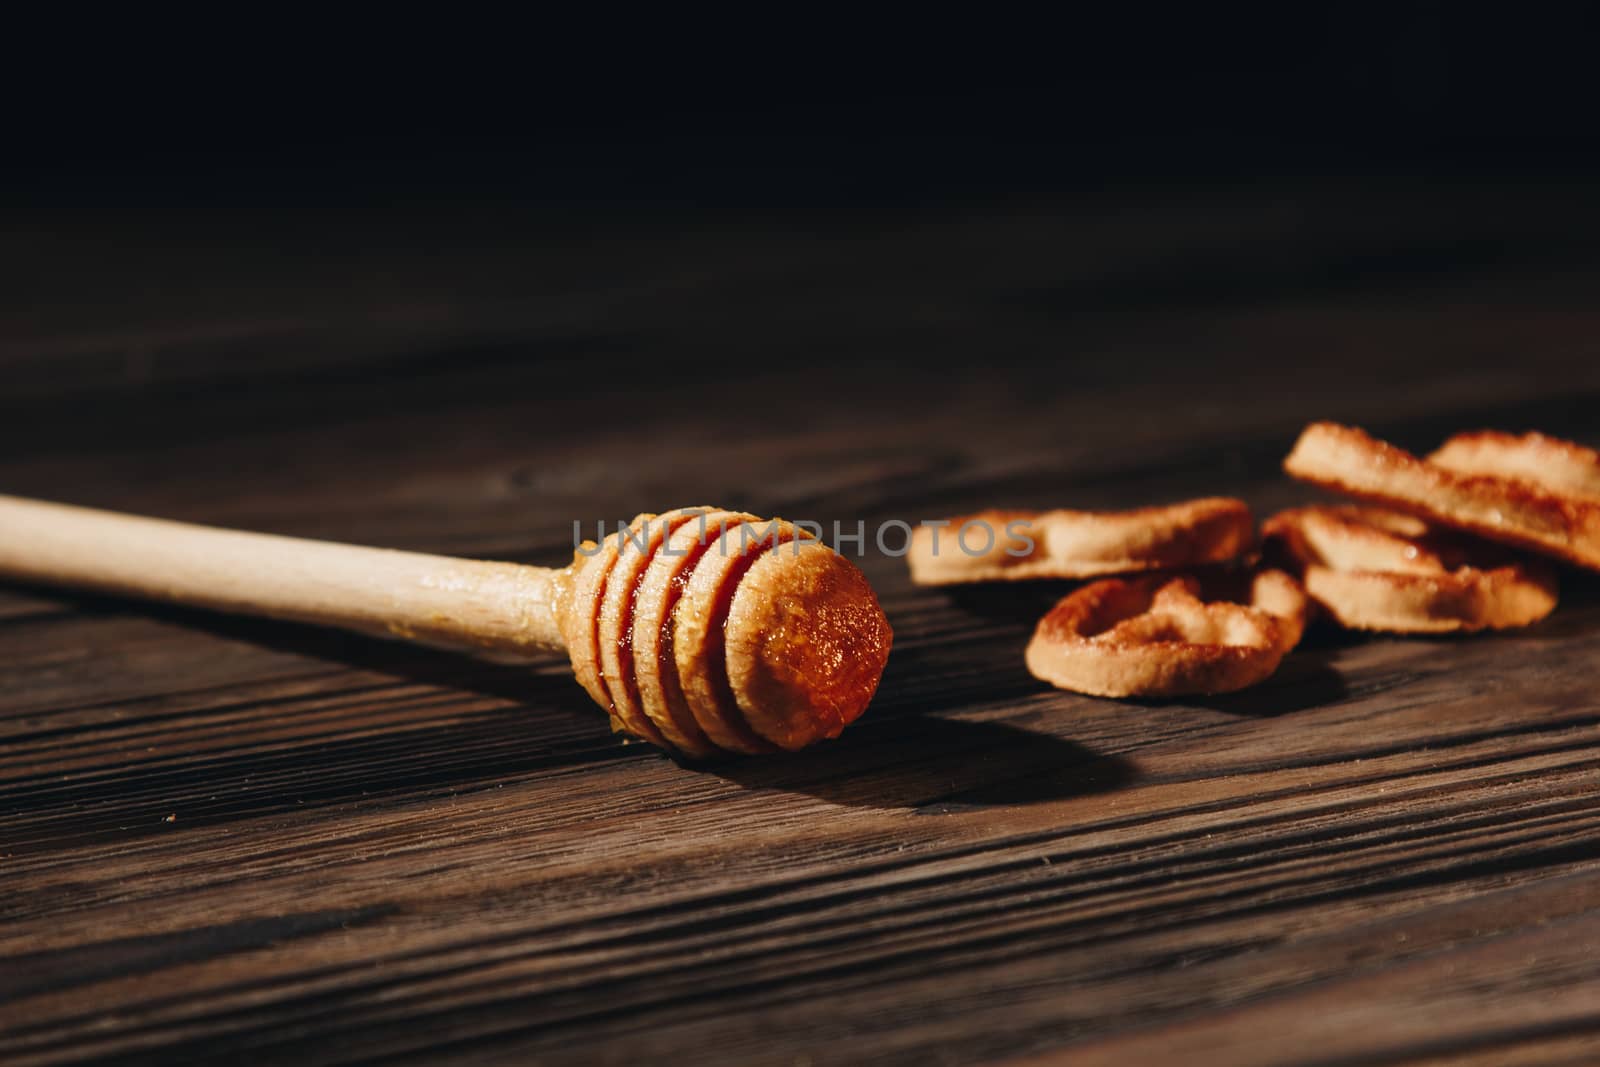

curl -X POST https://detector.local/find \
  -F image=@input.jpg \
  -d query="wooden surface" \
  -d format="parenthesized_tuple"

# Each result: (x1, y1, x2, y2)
(4, 178, 1600, 1066)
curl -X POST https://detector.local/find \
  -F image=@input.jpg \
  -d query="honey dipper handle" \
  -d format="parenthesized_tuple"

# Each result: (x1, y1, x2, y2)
(0, 494, 569, 658)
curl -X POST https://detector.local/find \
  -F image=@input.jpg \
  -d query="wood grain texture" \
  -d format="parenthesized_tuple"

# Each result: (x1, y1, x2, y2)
(3, 179, 1600, 1066)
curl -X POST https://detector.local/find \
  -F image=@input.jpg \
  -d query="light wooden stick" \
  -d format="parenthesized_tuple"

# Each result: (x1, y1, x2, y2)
(0, 495, 567, 655)
(0, 496, 892, 758)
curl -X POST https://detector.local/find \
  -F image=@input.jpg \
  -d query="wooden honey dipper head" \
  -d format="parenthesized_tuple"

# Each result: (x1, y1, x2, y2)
(0, 496, 893, 759)
(557, 508, 893, 757)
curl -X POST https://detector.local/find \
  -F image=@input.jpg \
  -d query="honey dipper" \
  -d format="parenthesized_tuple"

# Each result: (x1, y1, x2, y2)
(0, 497, 893, 757)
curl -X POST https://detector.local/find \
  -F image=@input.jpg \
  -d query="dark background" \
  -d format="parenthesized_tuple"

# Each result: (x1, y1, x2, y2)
(6, 9, 1599, 413)
(5, 9, 1598, 483)
(7, 9, 1599, 514)
(8, 10, 1598, 205)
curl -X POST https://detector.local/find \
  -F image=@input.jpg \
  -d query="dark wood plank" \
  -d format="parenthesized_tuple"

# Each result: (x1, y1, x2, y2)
(3, 178, 1600, 1065)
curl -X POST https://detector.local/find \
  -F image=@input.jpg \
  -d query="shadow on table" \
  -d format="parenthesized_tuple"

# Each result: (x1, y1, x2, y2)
(940, 579, 1078, 623)
(706, 714, 1139, 812)
(0, 584, 645, 851)
(1522, 566, 1600, 639)
(6, 584, 1135, 821)
(1171, 646, 1351, 718)
(705, 633, 1139, 810)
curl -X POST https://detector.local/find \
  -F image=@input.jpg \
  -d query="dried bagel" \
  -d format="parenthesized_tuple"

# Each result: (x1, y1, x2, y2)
(1024, 570, 1306, 698)
(1428, 430, 1600, 499)
(1284, 422, 1600, 571)
(1263, 505, 1558, 634)
(907, 498, 1253, 586)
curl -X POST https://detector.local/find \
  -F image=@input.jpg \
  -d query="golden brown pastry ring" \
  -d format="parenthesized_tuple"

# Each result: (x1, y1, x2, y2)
(1284, 422, 1600, 572)
(908, 497, 1254, 585)
(1024, 569, 1306, 698)
(1263, 505, 1558, 634)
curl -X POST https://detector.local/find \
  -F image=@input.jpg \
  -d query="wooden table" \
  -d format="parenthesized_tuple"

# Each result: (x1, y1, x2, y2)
(5, 178, 1600, 1065)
